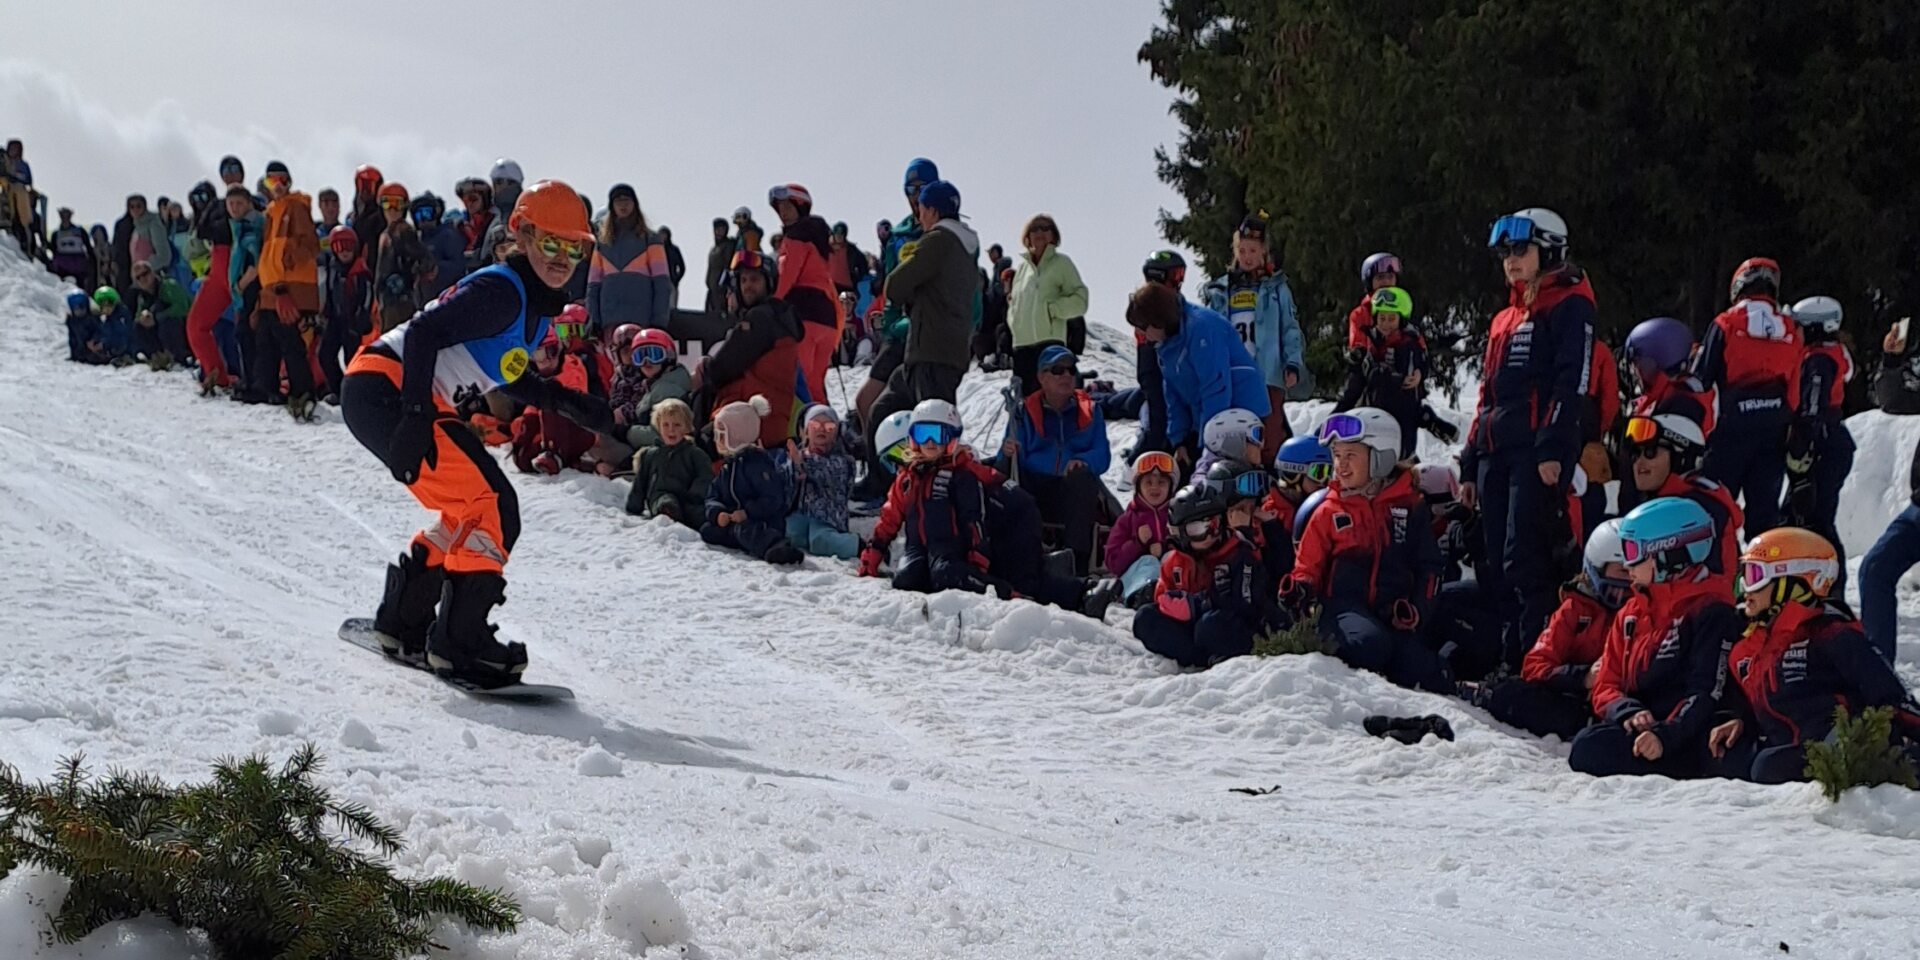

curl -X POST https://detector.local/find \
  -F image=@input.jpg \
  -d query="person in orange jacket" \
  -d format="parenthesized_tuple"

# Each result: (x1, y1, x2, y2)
(1569, 498, 1741, 778)
(698, 249, 802, 448)
(768, 183, 843, 405)
(255, 161, 321, 415)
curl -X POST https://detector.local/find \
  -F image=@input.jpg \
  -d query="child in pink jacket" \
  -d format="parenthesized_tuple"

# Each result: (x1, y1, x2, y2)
(1104, 451, 1177, 607)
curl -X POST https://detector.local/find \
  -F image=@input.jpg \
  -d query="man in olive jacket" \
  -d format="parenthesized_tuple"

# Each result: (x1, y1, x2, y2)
(862, 180, 980, 487)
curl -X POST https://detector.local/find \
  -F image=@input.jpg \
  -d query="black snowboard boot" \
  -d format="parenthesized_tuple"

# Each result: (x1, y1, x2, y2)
(1363, 714, 1456, 745)
(372, 543, 443, 665)
(426, 572, 527, 687)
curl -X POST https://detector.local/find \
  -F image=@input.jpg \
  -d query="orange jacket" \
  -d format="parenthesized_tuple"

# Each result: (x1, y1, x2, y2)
(260, 192, 320, 312)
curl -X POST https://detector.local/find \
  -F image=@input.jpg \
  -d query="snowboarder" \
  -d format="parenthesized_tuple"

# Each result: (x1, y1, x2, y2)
(340, 179, 612, 687)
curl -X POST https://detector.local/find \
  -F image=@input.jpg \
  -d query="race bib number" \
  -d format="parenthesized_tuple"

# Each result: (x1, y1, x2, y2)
(1228, 290, 1258, 347)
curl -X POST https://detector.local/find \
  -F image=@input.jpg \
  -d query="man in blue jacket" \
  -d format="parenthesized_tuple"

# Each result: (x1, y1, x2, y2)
(1001, 345, 1113, 574)
(1125, 282, 1269, 481)
(1204, 214, 1305, 462)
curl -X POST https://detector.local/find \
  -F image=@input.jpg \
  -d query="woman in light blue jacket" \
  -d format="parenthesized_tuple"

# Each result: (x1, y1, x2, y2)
(1203, 214, 1304, 461)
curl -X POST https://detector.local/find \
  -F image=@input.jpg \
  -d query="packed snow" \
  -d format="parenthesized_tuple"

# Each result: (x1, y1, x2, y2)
(0, 240, 1916, 958)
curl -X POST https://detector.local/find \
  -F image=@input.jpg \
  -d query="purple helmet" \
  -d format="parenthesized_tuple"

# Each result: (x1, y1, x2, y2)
(1360, 252, 1402, 287)
(1623, 317, 1694, 373)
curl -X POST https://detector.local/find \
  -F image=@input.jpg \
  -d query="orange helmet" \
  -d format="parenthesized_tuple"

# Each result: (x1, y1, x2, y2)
(377, 182, 409, 203)
(1739, 527, 1838, 600)
(508, 179, 594, 243)
(1729, 256, 1781, 302)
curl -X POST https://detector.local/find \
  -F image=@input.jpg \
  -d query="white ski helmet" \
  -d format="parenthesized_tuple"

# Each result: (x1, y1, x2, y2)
(1202, 408, 1264, 460)
(1318, 407, 1401, 480)
(909, 398, 963, 434)
(1490, 207, 1570, 265)
(1792, 295, 1843, 335)
(489, 158, 524, 185)
(1582, 518, 1631, 608)
(873, 410, 915, 473)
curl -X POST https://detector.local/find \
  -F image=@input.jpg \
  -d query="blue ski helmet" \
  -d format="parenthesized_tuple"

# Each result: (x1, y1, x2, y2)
(1360, 252, 1402, 287)
(1618, 497, 1715, 583)
(903, 157, 940, 193)
(1623, 317, 1694, 375)
(65, 290, 91, 314)
(1293, 487, 1330, 544)
(1275, 435, 1333, 482)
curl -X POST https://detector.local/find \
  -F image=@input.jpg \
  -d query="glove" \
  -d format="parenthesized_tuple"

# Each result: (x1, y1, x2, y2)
(1276, 575, 1312, 615)
(553, 389, 615, 435)
(1346, 346, 1369, 367)
(1391, 598, 1420, 631)
(388, 406, 438, 484)
(1785, 420, 1817, 476)
(857, 543, 885, 578)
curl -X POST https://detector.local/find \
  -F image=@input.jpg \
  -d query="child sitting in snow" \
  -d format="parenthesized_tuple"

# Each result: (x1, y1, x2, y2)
(701, 395, 804, 565)
(1191, 407, 1264, 488)
(1468, 518, 1627, 741)
(611, 327, 692, 450)
(858, 399, 989, 595)
(625, 398, 711, 527)
(1131, 484, 1277, 669)
(1104, 450, 1176, 609)
(510, 330, 601, 475)
(64, 291, 105, 364)
(90, 287, 134, 366)
(782, 404, 858, 560)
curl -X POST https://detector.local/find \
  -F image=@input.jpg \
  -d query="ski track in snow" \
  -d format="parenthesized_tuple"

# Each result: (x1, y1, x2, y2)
(0, 240, 1917, 959)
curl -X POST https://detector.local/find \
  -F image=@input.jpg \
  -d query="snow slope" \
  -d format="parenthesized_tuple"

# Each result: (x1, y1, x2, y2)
(0, 240, 1917, 960)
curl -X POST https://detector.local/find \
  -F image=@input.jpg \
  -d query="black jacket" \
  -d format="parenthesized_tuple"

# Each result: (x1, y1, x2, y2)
(1875, 345, 1920, 505)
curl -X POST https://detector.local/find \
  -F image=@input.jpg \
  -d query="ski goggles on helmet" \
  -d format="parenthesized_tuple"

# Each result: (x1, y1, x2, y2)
(1622, 416, 1662, 445)
(263, 172, 290, 190)
(1620, 525, 1711, 566)
(909, 422, 959, 446)
(631, 343, 672, 366)
(378, 196, 408, 212)
(1133, 451, 1177, 479)
(1317, 413, 1368, 444)
(1487, 215, 1542, 253)
(1739, 557, 1832, 596)
(768, 183, 809, 204)
(1181, 517, 1221, 540)
(553, 319, 591, 343)
(1278, 459, 1334, 484)
(1226, 469, 1272, 500)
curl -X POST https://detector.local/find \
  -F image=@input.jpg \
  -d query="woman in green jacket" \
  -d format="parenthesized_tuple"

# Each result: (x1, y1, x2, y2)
(1005, 214, 1089, 388)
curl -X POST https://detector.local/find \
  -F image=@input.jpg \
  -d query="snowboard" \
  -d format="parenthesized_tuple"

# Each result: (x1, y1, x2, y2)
(337, 618, 573, 702)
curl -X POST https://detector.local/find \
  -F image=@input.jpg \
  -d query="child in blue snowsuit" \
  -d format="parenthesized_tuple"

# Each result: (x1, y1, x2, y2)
(701, 396, 804, 566)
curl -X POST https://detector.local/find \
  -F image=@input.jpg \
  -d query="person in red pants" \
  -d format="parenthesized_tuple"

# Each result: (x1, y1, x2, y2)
(186, 179, 237, 391)
(768, 182, 842, 404)
(340, 180, 611, 688)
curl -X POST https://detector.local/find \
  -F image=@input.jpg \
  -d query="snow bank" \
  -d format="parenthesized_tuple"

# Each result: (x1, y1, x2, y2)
(1, 238, 1917, 959)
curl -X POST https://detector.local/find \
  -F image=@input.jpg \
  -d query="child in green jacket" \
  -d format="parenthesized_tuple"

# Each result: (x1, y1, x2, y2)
(625, 399, 712, 527)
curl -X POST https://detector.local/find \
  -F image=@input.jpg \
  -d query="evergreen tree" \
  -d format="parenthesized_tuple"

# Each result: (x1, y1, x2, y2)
(0, 746, 520, 959)
(1804, 706, 1920, 802)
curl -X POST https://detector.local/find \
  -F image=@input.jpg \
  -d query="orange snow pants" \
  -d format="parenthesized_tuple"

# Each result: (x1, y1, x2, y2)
(341, 351, 517, 574)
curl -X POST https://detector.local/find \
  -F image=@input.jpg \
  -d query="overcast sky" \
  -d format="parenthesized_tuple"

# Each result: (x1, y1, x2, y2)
(2, 0, 1192, 321)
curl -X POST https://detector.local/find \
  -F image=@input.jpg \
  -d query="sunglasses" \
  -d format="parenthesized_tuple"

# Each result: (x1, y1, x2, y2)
(909, 422, 958, 446)
(534, 234, 591, 264)
(1492, 241, 1533, 260)
(1042, 365, 1075, 377)
(905, 181, 926, 196)
(631, 343, 671, 366)
(1133, 451, 1177, 478)
(378, 197, 407, 211)
(1279, 460, 1334, 484)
